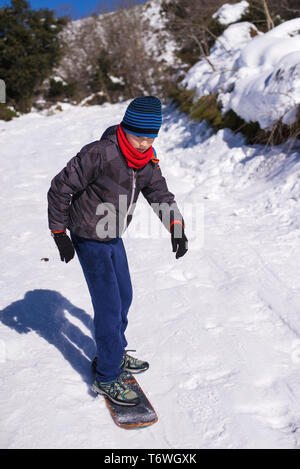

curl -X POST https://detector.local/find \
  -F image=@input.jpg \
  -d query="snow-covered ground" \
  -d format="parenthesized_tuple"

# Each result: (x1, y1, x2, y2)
(1, 101, 300, 449)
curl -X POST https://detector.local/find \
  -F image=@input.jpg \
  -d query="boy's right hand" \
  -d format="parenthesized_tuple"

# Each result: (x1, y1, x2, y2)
(52, 231, 75, 263)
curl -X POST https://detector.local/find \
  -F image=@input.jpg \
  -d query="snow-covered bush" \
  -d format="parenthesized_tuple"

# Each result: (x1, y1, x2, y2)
(226, 19, 300, 129)
(0, 104, 18, 121)
(212, 0, 250, 25)
(181, 11, 300, 144)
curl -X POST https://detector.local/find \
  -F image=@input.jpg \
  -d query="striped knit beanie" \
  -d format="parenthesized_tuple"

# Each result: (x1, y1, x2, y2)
(121, 96, 162, 138)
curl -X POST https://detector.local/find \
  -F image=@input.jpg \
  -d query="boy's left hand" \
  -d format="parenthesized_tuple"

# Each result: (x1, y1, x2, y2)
(170, 224, 188, 259)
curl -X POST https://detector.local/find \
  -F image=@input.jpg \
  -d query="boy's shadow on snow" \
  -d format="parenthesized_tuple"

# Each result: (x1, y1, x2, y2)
(0, 289, 96, 387)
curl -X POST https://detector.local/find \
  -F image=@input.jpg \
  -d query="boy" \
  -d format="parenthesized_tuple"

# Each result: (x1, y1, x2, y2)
(47, 96, 188, 406)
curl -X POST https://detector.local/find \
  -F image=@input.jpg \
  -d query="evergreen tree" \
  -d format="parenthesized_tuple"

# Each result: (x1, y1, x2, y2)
(0, 0, 68, 112)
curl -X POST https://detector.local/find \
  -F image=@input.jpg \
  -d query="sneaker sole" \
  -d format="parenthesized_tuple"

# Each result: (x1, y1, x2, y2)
(91, 383, 140, 407)
(123, 367, 148, 374)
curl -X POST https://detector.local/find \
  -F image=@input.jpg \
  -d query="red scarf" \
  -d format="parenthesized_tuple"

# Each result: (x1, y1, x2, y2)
(117, 124, 156, 169)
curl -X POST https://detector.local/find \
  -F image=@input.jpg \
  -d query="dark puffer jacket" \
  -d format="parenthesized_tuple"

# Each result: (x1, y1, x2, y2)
(47, 125, 184, 242)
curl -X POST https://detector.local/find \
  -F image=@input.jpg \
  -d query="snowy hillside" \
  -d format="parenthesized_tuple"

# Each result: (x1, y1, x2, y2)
(183, 2, 300, 131)
(54, 0, 176, 86)
(1, 100, 300, 448)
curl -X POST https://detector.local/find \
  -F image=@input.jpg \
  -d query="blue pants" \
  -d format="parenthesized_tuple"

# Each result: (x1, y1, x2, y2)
(70, 233, 133, 382)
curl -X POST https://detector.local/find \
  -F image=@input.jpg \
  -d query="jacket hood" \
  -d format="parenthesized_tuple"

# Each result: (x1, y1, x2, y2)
(100, 125, 118, 144)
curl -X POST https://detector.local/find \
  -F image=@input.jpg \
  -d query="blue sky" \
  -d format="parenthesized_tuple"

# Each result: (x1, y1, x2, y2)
(0, 1, 147, 19)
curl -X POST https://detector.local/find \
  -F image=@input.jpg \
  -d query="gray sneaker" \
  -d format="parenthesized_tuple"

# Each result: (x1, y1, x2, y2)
(91, 351, 149, 376)
(92, 372, 140, 407)
(121, 349, 149, 374)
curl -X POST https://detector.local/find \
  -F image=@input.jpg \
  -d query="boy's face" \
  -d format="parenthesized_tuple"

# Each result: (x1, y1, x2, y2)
(125, 131, 155, 153)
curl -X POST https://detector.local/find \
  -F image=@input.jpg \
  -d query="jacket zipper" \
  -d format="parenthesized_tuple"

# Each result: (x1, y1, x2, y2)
(122, 169, 137, 234)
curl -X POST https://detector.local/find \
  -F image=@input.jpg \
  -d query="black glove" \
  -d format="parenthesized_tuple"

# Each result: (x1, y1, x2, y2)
(171, 223, 188, 259)
(52, 231, 75, 263)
